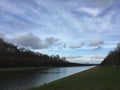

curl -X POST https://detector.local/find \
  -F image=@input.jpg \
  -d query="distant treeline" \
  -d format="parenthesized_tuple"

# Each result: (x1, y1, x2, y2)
(101, 43, 120, 67)
(0, 38, 83, 67)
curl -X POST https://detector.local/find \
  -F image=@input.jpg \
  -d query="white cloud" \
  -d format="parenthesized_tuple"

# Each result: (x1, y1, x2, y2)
(69, 43, 84, 49)
(66, 54, 106, 64)
(89, 40, 104, 46)
(44, 37, 59, 48)
(92, 46, 102, 51)
(80, 7, 100, 16)
(12, 33, 59, 49)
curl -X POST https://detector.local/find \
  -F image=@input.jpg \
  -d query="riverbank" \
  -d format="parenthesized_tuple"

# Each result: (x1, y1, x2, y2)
(0, 67, 50, 72)
(29, 66, 120, 90)
(0, 66, 93, 90)
(0, 66, 93, 72)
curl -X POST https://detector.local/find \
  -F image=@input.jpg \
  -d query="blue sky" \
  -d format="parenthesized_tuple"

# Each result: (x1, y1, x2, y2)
(0, 0, 120, 63)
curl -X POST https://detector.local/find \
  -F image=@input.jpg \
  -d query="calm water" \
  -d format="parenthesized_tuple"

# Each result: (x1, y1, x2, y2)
(0, 66, 94, 90)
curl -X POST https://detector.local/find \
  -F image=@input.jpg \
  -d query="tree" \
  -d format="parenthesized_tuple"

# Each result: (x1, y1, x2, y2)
(0, 38, 81, 67)
(101, 43, 120, 67)
(116, 43, 120, 52)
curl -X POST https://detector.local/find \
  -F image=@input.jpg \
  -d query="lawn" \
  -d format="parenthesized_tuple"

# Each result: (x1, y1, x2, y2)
(29, 66, 120, 90)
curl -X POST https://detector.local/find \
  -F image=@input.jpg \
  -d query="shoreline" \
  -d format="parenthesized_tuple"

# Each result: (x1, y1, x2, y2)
(0, 65, 95, 72)
(28, 66, 96, 90)
(28, 66, 120, 90)
(0, 67, 51, 72)
(0, 66, 94, 90)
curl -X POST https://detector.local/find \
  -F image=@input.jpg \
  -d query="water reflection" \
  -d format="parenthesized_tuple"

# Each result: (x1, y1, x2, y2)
(0, 66, 94, 90)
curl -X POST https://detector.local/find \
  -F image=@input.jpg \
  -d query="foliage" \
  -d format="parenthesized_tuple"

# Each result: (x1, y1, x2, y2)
(0, 38, 81, 67)
(101, 43, 120, 67)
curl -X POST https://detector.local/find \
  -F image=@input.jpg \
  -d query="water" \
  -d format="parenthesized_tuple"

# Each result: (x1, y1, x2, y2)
(0, 66, 94, 90)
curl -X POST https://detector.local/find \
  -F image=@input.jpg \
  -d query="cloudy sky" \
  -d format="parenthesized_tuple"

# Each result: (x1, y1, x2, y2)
(0, 0, 120, 63)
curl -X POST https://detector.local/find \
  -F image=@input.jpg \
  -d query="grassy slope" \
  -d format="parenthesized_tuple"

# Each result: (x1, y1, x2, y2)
(0, 67, 50, 72)
(29, 66, 120, 90)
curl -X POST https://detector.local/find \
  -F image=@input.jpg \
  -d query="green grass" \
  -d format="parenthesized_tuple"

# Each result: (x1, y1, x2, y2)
(29, 66, 120, 90)
(0, 67, 50, 72)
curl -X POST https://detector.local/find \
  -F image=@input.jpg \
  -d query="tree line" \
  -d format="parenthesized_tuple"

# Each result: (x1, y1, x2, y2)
(101, 43, 120, 67)
(0, 38, 82, 67)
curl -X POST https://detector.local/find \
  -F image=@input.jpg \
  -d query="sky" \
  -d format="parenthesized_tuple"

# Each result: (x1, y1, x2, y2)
(0, 0, 120, 64)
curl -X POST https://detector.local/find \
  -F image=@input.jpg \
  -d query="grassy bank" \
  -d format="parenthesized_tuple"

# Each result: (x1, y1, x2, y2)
(29, 66, 120, 90)
(0, 67, 50, 72)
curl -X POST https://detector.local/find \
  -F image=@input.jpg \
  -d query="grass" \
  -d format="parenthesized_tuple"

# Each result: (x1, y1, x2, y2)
(0, 67, 50, 72)
(29, 66, 120, 90)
